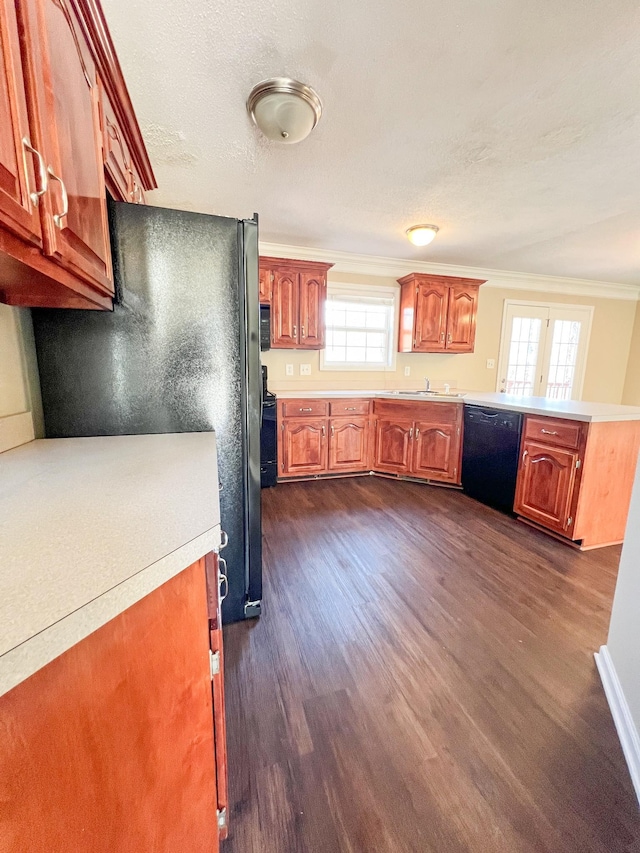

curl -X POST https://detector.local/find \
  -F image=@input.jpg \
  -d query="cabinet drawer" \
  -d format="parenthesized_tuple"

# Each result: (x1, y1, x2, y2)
(281, 399, 329, 417)
(329, 399, 371, 416)
(524, 417, 584, 450)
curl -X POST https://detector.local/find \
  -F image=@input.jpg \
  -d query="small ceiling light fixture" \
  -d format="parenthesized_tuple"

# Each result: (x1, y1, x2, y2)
(406, 224, 439, 246)
(247, 77, 322, 144)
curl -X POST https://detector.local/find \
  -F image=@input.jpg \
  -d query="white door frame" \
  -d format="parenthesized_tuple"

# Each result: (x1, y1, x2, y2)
(496, 299, 594, 399)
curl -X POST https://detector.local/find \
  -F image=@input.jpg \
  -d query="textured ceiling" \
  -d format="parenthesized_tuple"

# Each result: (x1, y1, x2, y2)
(102, 0, 640, 284)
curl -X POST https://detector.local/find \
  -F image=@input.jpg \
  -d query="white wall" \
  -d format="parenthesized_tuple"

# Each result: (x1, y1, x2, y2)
(0, 304, 41, 452)
(607, 461, 640, 729)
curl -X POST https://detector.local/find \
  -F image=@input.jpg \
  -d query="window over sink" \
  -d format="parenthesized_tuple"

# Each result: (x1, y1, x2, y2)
(320, 283, 398, 371)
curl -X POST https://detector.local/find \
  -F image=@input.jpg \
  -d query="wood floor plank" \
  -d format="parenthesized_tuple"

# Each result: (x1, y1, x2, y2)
(223, 478, 640, 852)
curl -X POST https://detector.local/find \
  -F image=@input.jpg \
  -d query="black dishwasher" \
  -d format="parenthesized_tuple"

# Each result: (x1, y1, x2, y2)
(462, 406, 523, 514)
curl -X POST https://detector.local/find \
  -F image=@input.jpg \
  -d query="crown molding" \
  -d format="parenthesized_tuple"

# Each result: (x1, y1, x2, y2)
(259, 241, 640, 302)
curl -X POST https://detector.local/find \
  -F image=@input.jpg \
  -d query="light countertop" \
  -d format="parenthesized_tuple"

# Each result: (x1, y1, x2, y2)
(273, 389, 640, 423)
(0, 432, 220, 696)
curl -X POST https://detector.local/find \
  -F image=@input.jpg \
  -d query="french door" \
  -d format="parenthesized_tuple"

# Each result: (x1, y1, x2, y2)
(497, 301, 593, 400)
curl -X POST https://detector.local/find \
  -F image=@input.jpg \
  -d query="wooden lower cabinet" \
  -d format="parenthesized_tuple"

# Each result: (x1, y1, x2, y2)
(280, 417, 328, 476)
(374, 419, 413, 474)
(277, 398, 462, 485)
(513, 415, 640, 549)
(514, 440, 578, 535)
(413, 421, 460, 483)
(0, 554, 228, 852)
(328, 416, 370, 472)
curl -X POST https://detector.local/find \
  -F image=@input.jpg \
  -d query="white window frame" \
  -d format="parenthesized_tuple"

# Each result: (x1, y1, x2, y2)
(496, 299, 594, 400)
(319, 282, 400, 372)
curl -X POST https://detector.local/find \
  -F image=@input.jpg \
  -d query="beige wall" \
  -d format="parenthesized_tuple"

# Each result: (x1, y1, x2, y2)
(623, 302, 640, 405)
(0, 304, 42, 448)
(263, 272, 636, 403)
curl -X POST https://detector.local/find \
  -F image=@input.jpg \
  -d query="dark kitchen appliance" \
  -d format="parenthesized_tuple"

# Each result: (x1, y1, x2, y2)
(32, 201, 262, 623)
(260, 304, 271, 351)
(260, 365, 277, 488)
(461, 405, 523, 514)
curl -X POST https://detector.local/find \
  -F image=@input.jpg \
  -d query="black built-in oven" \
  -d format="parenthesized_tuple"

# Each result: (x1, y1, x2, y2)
(260, 304, 271, 351)
(260, 365, 277, 487)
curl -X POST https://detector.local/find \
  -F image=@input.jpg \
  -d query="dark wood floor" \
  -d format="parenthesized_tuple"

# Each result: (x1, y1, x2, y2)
(223, 477, 640, 853)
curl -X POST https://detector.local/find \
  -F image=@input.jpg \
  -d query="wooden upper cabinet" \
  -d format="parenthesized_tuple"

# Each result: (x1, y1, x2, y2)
(514, 440, 578, 534)
(0, 0, 43, 247)
(414, 282, 448, 351)
(446, 283, 479, 352)
(398, 274, 485, 353)
(299, 271, 326, 348)
(271, 268, 299, 347)
(0, 0, 155, 309)
(261, 256, 333, 349)
(328, 416, 369, 472)
(24, 0, 112, 294)
(258, 263, 271, 304)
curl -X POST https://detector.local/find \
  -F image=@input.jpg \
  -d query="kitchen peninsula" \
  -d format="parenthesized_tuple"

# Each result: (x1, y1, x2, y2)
(274, 390, 640, 550)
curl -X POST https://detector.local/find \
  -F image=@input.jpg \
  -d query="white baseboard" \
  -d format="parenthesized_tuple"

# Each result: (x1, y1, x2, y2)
(0, 411, 34, 454)
(595, 645, 640, 806)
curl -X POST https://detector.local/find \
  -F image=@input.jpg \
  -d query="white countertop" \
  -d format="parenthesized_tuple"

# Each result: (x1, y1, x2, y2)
(273, 389, 640, 422)
(0, 433, 220, 696)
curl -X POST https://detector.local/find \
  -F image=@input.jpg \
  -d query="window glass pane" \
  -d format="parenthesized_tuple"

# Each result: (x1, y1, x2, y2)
(546, 320, 581, 400)
(323, 287, 395, 368)
(504, 316, 541, 395)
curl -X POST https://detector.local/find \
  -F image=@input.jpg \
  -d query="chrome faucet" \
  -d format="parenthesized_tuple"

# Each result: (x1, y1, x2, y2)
(424, 377, 431, 392)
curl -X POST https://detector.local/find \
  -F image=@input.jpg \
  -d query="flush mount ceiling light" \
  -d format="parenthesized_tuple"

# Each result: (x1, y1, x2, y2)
(406, 224, 439, 246)
(247, 77, 322, 144)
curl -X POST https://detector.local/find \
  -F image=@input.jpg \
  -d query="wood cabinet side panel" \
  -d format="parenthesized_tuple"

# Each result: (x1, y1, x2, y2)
(574, 420, 640, 546)
(0, 559, 219, 853)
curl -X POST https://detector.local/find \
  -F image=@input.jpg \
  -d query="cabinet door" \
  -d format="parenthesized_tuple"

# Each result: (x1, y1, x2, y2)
(414, 282, 448, 351)
(412, 421, 460, 483)
(374, 419, 413, 474)
(258, 265, 272, 304)
(445, 284, 479, 352)
(0, 559, 220, 853)
(99, 79, 132, 202)
(281, 418, 328, 476)
(20, 0, 113, 294)
(299, 271, 326, 348)
(514, 440, 577, 534)
(0, 0, 43, 246)
(328, 417, 370, 472)
(271, 269, 299, 347)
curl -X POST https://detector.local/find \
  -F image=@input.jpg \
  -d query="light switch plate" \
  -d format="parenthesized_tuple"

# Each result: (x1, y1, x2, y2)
(404, 366, 411, 377)
(300, 364, 312, 376)
(486, 358, 496, 369)
(285, 363, 294, 376)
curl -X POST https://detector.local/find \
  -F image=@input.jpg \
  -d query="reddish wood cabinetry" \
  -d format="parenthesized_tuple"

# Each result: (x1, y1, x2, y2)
(0, 0, 155, 309)
(277, 397, 462, 485)
(398, 274, 485, 354)
(260, 256, 333, 348)
(514, 415, 640, 549)
(0, 554, 228, 851)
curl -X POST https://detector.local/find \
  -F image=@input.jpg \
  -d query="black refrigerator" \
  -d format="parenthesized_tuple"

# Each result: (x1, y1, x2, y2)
(32, 201, 262, 624)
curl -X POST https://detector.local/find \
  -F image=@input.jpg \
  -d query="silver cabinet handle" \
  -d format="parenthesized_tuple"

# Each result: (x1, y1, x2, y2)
(331, 424, 335, 436)
(321, 425, 326, 437)
(300, 407, 312, 412)
(440, 331, 445, 342)
(540, 429, 559, 436)
(409, 427, 413, 440)
(447, 332, 452, 343)
(219, 530, 229, 550)
(345, 406, 356, 411)
(415, 427, 420, 438)
(293, 324, 297, 338)
(218, 556, 229, 602)
(22, 138, 47, 206)
(301, 324, 306, 339)
(47, 167, 68, 228)
(522, 449, 528, 462)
